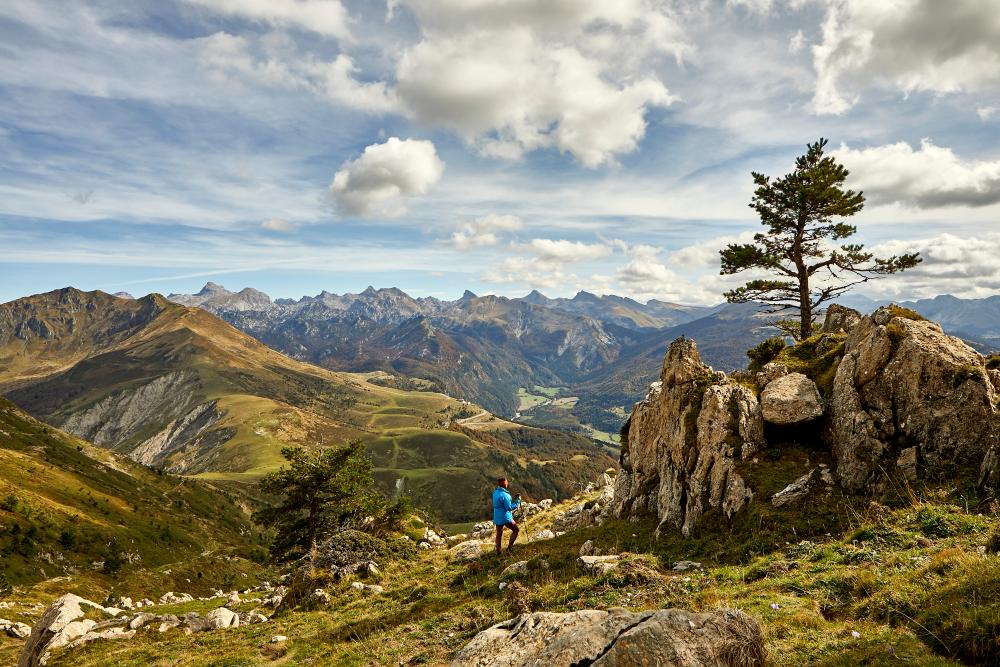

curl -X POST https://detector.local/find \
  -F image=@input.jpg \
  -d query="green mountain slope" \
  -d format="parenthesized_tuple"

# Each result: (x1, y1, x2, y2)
(0, 399, 262, 585)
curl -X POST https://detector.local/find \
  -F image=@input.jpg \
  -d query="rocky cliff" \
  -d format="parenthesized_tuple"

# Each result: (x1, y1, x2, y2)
(613, 338, 764, 536)
(614, 306, 1000, 535)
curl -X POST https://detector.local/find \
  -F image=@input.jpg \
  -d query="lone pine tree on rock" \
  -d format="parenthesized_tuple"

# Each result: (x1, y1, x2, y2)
(720, 138, 921, 340)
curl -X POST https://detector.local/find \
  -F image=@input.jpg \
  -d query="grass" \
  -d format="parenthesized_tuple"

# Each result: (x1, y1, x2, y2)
(774, 333, 847, 397)
(28, 480, 1000, 667)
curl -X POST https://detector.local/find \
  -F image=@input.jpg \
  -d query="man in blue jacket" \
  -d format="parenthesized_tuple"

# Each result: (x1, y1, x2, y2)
(492, 477, 521, 554)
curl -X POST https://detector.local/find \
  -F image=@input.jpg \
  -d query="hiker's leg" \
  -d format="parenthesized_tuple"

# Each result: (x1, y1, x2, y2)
(495, 525, 503, 554)
(507, 521, 519, 549)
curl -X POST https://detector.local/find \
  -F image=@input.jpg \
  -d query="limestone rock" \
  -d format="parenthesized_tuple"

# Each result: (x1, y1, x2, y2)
(579, 540, 595, 557)
(452, 608, 766, 666)
(451, 540, 487, 561)
(822, 304, 861, 333)
(614, 337, 765, 536)
(771, 465, 834, 508)
(18, 594, 95, 667)
(6, 622, 31, 639)
(205, 607, 239, 629)
(157, 615, 180, 633)
(672, 561, 703, 572)
(761, 373, 824, 425)
(757, 362, 788, 389)
(531, 529, 555, 541)
(271, 635, 288, 643)
(830, 308, 1000, 491)
(127, 613, 156, 631)
(501, 561, 529, 578)
(578, 555, 620, 576)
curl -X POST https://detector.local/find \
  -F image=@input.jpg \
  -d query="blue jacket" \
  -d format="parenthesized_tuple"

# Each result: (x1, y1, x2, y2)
(492, 486, 521, 526)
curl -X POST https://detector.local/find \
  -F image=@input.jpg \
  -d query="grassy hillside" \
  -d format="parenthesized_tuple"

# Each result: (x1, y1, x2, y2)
(0, 399, 265, 586)
(0, 289, 614, 522)
(17, 480, 1000, 666)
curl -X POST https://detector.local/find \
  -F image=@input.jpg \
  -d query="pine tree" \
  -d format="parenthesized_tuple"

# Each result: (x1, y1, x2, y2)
(720, 138, 921, 340)
(254, 442, 385, 562)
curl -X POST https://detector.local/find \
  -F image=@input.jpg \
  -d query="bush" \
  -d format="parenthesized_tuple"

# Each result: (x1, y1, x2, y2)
(314, 529, 413, 569)
(985, 354, 1000, 371)
(747, 337, 787, 372)
(886, 304, 926, 321)
(0, 572, 12, 598)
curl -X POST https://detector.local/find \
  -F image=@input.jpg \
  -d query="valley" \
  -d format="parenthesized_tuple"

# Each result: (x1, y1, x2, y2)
(0, 289, 614, 524)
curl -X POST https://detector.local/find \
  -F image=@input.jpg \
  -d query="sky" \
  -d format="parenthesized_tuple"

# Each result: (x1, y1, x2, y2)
(1, 0, 999, 305)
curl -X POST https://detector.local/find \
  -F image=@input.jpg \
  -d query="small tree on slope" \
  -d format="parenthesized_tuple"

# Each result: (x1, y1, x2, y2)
(719, 138, 921, 341)
(255, 441, 384, 562)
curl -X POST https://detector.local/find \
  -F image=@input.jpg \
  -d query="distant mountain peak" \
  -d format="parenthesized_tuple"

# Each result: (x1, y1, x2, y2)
(572, 290, 601, 302)
(460, 290, 477, 300)
(197, 282, 228, 296)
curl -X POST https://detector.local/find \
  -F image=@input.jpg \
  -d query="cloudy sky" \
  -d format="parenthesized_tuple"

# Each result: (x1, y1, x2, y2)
(1, 0, 999, 305)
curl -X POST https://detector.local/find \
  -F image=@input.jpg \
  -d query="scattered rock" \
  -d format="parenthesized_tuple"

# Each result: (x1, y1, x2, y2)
(128, 613, 156, 631)
(579, 540, 596, 557)
(271, 635, 288, 643)
(451, 540, 487, 561)
(578, 555, 620, 576)
(761, 373, 824, 425)
(157, 615, 181, 633)
(227, 592, 241, 606)
(310, 589, 331, 606)
(6, 621, 31, 639)
(452, 607, 766, 666)
(245, 611, 268, 624)
(671, 561, 703, 572)
(771, 465, 834, 508)
(501, 561, 529, 578)
(537, 499, 553, 510)
(205, 607, 239, 630)
(531, 529, 555, 541)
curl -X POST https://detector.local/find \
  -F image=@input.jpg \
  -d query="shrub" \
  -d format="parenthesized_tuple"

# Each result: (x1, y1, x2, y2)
(0, 494, 17, 512)
(747, 337, 787, 372)
(314, 529, 413, 569)
(0, 572, 12, 598)
(886, 304, 926, 321)
(985, 354, 1000, 371)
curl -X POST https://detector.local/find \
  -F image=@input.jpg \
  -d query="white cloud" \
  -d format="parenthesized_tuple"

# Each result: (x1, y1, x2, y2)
(788, 29, 806, 55)
(867, 232, 1000, 298)
(811, 0, 1000, 114)
(834, 139, 1000, 208)
(391, 0, 680, 166)
(329, 137, 444, 218)
(519, 239, 613, 264)
(978, 106, 997, 121)
(186, 0, 352, 41)
(261, 218, 296, 232)
(448, 214, 523, 250)
(198, 32, 397, 113)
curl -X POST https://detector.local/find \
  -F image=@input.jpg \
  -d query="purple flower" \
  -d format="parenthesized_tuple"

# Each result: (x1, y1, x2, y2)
(851, 630, 861, 639)
(770, 603, 780, 610)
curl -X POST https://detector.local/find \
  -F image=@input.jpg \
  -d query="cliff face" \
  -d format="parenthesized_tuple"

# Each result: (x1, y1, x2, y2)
(613, 338, 764, 536)
(614, 306, 1000, 536)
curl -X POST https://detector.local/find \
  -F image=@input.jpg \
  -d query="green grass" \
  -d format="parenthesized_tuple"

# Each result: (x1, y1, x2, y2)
(34, 481, 1000, 667)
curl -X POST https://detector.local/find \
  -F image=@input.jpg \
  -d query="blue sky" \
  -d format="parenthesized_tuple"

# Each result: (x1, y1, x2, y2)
(2, 0, 1000, 305)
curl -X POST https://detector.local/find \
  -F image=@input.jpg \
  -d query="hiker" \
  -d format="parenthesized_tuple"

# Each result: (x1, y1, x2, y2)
(492, 477, 521, 554)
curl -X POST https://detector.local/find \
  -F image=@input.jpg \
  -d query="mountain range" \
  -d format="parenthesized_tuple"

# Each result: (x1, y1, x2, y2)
(0, 288, 614, 522)
(160, 282, 1000, 435)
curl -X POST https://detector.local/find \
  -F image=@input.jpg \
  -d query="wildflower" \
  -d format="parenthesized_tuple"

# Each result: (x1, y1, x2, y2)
(770, 603, 780, 610)
(851, 630, 861, 639)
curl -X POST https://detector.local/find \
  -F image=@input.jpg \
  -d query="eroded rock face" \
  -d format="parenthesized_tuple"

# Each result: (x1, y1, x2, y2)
(822, 304, 861, 333)
(614, 338, 764, 536)
(452, 608, 766, 667)
(830, 307, 1000, 491)
(761, 373, 823, 425)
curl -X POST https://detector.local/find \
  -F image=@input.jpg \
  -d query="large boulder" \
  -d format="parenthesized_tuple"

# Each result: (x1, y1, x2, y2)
(452, 608, 765, 666)
(760, 373, 823, 425)
(830, 307, 1000, 491)
(18, 594, 94, 667)
(614, 338, 765, 536)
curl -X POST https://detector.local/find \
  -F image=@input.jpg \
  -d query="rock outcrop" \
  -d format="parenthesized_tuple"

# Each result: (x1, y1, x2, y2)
(830, 307, 1000, 491)
(760, 373, 823, 425)
(613, 338, 765, 535)
(453, 608, 765, 667)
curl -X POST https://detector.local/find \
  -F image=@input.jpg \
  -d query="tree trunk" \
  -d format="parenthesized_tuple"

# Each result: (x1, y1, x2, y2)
(798, 274, 811, 340)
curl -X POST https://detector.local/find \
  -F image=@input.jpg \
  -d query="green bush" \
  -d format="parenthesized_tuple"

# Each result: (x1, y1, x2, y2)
(747, 337, 787, 372)
(985, 354, 1000, 371)
(315, 529, 413, 569)
(886, 304, 926, 321)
